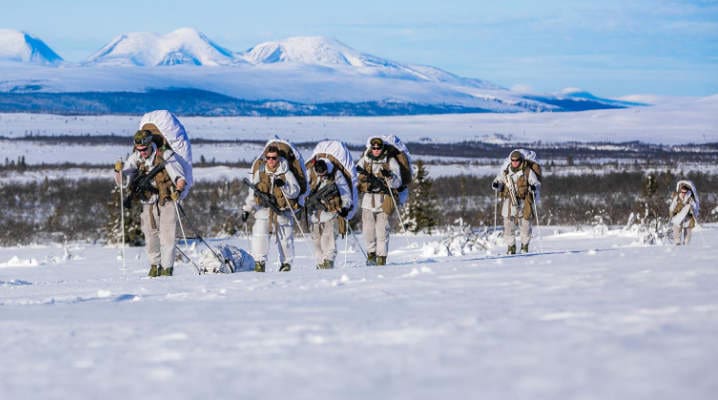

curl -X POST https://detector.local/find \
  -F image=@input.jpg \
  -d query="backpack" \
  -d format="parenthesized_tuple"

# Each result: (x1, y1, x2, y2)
(307, 140, 359, 220)
(251, 137, 309, 208)
(363, 135, 413, 205)
(138, 110, 193, 200)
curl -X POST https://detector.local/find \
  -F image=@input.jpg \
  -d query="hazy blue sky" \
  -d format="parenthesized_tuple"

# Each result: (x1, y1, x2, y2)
(2, 0, 716, 97)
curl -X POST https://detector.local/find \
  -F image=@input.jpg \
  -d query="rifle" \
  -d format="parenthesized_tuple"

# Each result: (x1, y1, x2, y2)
(503, 172, 519, 207)
(242, 177, 282, 214)
(305, 182, 340, 214)
(356, 165, 389, 193)
(123, 160, 167, 208)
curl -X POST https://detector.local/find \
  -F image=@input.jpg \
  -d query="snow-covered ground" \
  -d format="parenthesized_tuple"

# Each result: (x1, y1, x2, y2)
(1, 225, 717, 399)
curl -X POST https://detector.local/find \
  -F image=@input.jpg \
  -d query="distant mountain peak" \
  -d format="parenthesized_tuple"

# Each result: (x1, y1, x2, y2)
(0, 29, 63, 65)
(86, 27, 237, 66)
(243, 36, 365, 66)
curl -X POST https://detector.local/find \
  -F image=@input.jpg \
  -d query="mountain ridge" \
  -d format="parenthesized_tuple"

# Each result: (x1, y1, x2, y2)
(0, 28, 635, 115)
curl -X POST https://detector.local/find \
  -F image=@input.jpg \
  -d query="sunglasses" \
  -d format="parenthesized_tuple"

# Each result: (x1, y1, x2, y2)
(510, 159, 520, 162)
(371, 146, 382, 150)
(136, 146, 150, 152)
(265, 155, 278, 160)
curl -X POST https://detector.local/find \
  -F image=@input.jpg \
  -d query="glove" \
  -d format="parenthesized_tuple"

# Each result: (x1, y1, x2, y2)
(380, 169, 392, 178)
(491, 181, 500, 190)
(274, 178, 285, 187)
(369, 182, 383, 193)
(170, 189, 181, 201)
(529, 184, 537, 192)
(338, 207, 350, 218)
(241, 211, 250, 222)
(114, 161, 123, 172)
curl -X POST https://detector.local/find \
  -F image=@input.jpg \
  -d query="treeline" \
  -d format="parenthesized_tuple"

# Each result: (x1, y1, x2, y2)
(1, 171, 716, 246)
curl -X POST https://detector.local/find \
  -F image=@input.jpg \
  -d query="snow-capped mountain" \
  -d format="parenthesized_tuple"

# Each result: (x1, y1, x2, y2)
(0, 28, 636, 115)
(0, 29, 63, 65)
(86, 27, 238, 66)
(242, 36, 500, 89)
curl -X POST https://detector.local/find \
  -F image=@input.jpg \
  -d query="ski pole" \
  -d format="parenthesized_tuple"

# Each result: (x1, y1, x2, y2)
(116, 159, 126, 270)
(175, 245, 202, 274)
(530, 188, 542, 250)
(384, 177, 407, 234)
(176, 203, 232, 272)
(493, 190, 498, 234)
(343, 225, 349, 268)
(347, 223, 368, 259)
(173, 198, 190, 248)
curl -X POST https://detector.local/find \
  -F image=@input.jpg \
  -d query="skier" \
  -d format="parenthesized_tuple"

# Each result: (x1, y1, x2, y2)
(491, 149, 541, 254)
(305, 158, 352, 269)
(669, 180, 699, 245)
(357, 137, 403, 265)
(241, 145, 301, 272)
(115, 129, 188, 277)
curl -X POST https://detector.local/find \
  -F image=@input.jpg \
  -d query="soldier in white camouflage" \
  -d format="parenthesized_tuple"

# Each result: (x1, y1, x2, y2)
(357, 137, 403, 265)
(306, 158, 352, 269)
(492, 150, 541, 254)
(114, 130, 187, 277)
(669, 180, 699, 245)
(241, 145, 301, 272)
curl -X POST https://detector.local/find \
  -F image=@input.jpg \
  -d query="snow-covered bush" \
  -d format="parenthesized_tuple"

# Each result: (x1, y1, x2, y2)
(422, 218, 493, 257)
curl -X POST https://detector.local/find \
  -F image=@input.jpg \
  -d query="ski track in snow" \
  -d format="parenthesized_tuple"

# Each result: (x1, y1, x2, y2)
(1, 226, 717, 399)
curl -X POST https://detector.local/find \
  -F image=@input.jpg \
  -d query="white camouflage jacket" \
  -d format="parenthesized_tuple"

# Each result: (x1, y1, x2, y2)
(121, 144, 186, 205)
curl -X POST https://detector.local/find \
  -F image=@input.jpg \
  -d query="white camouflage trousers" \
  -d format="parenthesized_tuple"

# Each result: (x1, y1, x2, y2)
(503, 217, 532, 247)
(362, 208, 390, 257)
(672, 225, 692, 245)
(311, 219, 337, 264)
(140, 201, 178, 269)
(251, 210, 294, 265)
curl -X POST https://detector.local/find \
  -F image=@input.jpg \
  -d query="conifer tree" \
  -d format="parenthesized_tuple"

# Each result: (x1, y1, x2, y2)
(401, 160, 438, 234)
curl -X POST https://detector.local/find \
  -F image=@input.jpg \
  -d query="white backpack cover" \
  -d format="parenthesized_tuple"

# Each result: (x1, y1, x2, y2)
(308, 140, 360, 220)
(198, 244, 255, 273)
(672, 179, 700, 225)
(500, 148, 538, 172)
(138, 110, 193, 200)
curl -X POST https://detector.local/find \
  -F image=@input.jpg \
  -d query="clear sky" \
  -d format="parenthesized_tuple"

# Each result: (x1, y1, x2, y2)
(2, 0, 716, 97)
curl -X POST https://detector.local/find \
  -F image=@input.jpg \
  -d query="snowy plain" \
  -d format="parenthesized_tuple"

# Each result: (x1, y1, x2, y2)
(1, 94, 717, 145)
(1, 224, 717, 400)
(1, 94, 717, 183)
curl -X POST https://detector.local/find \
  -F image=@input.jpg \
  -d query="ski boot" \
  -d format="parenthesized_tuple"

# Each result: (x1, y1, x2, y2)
(520, 243, 529, 254)
(160, 266, 173, 276)
(507, 244, 516, 255)
(148, 264, 160, 277)
(376, 256, 387, 266)
(322, 259, 334, 269)
(366, 252, 377, 266)
(279, 263, 291, 272)
(254, 261, 266, 273)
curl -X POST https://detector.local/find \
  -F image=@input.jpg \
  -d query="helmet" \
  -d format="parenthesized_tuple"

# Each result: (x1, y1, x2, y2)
(133, 130, 154, 147)
(370, 137, 384, 149)
(509, 150, 524, 161)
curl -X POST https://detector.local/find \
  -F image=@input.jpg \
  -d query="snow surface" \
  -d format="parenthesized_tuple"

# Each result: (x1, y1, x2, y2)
(1, 225, 717, 399)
